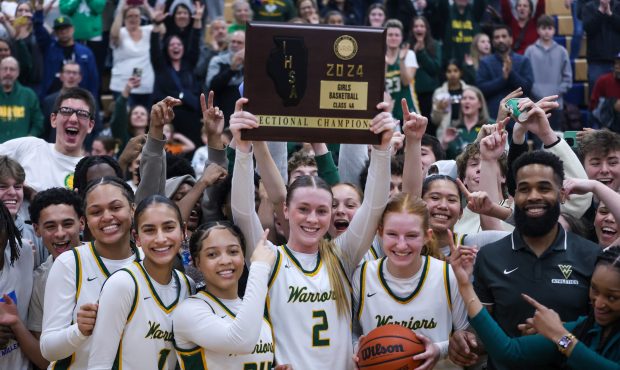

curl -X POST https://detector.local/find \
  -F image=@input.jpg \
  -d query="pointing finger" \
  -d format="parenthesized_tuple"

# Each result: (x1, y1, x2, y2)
(456, 178, 471, 199)
(235, 97, 248, 113)
(521, 293, 545, 310)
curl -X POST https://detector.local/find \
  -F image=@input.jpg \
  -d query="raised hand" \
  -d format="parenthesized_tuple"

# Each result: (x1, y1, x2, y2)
(441, 127, 459, 146)
(479, 118, 508, 161)
(402, 98, 427, 142)
(446, 229, 477, 285)
(199, 163, 227, 186)
(250, 229, 276, 267)
(563, 178, 597, 198)
(118, 134, 146, 171)
(201, 91, 225, 148)
(457, 179, 495, 216)
(192, 0, 204, 20)
(521, 294, 569, 342)
(76, 303, 98, 336)
(516, 98, 557, 145)
(150, 96, 182, 135)
(535, 95, 560, 114)
(497, 87, 523, 122)
(229, 97, 258, 153)
(370, 102, 396, 151)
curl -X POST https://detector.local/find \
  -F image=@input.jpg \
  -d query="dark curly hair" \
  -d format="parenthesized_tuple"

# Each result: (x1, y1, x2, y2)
(73, 156, 123, 197)
(512, 150, 564, 187)
(29, 187, 84, 225)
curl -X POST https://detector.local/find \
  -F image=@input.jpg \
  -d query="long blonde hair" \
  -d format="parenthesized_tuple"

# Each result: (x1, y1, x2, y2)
(287, 176, 350, 317)
(470, 33, 489, 69)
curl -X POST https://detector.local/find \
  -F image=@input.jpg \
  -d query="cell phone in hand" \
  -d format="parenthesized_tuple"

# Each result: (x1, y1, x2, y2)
(132, 67, 142, 78)
(563, 131, 579, 149)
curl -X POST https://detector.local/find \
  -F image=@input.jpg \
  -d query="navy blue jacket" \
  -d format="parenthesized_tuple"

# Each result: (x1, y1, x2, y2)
(476, 52, 533, 119)
(33, 10, 99, 100)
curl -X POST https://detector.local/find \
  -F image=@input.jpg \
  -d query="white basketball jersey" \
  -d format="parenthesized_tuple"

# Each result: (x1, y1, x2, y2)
(362, 235, 384, 262)
(357, 256, 460, 370)
(109, 261, 192, 370)
(267, 245, 353, 370)
(48, 242, 141, 370)
(175, 291, 274, 370)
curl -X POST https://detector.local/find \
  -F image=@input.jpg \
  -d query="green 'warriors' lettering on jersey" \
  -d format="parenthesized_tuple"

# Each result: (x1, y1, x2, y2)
(375, 315, 438, 330)
(287, 286, 336, 303)
(145, 321, 174, 341)
(251, 340, 274, 354)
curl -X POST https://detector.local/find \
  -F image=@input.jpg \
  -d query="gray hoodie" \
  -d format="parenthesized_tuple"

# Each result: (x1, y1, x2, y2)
(524, 39, 573, 108)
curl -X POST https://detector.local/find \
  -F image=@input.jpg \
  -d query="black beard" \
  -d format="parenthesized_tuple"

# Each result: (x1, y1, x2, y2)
(495, 43, 509, 54)
(514, 200, 561, 237)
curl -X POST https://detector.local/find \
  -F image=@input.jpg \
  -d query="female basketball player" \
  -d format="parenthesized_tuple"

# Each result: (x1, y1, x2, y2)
(87, 195, 194, 369)
(450, 240, 620, 368)
(353, 193, 468, 370)
(229, 97, 394, 369)
(173, 223, 284, 369)
(40, 177, 141, 369)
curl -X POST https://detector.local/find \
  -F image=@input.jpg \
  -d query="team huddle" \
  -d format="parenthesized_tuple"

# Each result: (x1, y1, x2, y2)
(0, 84, 619, 370)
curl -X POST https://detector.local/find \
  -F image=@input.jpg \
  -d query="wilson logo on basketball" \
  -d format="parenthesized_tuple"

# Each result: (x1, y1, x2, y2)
(360, 343, 406, 360)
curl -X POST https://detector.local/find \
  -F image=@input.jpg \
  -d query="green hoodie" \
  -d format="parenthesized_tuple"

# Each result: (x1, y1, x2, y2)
(0, 81, 44, 143)
(59, 0, 106, 40)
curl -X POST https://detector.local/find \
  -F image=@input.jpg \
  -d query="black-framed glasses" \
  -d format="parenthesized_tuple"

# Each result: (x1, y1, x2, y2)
(57, 106, 92, 121)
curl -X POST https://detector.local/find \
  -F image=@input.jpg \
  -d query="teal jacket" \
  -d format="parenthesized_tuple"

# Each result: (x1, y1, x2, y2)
(0, 82, 44, 143)
(470, 308, 620, 369)
(59, 0, 106, 40)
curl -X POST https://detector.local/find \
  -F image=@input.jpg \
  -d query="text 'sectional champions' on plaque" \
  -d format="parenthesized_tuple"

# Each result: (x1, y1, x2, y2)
(242, 22, 387, 144)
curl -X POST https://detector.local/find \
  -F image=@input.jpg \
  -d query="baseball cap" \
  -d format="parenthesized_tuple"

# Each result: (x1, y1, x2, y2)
(53, 16, 73, 30)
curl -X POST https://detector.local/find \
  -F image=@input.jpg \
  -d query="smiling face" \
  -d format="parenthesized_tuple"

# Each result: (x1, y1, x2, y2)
(171, 182, 202, 231)
(380, 211, 429, 277)
(514, 164, 562, 237)
(52, 98, 95, 156)
(196, 227, 245, 299)
(85, 184, 134, 248)
(285, 186, 332, 252)
(386, 27, 403, 49)
(299, 0, 316, 20)
(124, 7, 141, 29)
(130, 105, 148, 134)
(135, 203, 184, 267)
(289, 165, 318, 185)
(595, 203, 618, 247)
(174, 6, 191, 29)
(368, 7, 385, 27)
(589, 264, 620, 327)
(167, 36, 184, 62)
(0, 177, 23, 218)
(463, 153, 481, 192)
(584, 150, 620, 192)
(233, 2, 251, 23)
(59, 63, 81, 88)
(34, 204, 83, 259)
(329, 184, 361, 238)
(460, 89, 482, 118)
(211, 19, 228, 44)
(422, 179, 462, 233)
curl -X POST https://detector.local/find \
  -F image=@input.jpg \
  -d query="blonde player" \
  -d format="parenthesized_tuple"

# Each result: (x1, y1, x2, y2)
(173, 223, 285, 369)
(354, 193, 469, 370)
(229, 98, 393, 369)
(87, 195, 194, 369)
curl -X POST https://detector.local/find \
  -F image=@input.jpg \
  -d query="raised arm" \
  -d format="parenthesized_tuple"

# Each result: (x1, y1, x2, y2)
(401, 98, 427, 197)
(335, 102, 393, 273)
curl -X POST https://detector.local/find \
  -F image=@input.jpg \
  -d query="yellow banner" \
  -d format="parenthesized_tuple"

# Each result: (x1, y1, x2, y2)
(257, 115, 371, 129)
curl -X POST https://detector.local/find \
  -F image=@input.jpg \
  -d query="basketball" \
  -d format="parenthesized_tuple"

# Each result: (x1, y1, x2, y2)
(357, 324, 425, 370)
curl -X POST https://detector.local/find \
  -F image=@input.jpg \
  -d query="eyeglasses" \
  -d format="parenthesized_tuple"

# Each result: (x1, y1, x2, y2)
(57, 106, 92, 121)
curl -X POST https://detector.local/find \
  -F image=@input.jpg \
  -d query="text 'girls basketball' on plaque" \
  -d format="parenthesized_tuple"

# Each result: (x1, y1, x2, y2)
(242, 22, 386, 144)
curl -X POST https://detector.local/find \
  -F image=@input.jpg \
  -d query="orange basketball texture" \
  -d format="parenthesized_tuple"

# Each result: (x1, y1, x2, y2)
(358, 324, 425, 370)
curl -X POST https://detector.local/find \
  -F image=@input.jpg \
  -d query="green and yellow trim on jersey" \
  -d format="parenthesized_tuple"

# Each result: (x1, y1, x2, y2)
(282, 245, 323, 276)
(135, 261, 181, 314)
(356, 261, 368, 321)
(377, 256, 430, 304)
(443, 261, 452, 311)
(50, 354, 75, 370)
(267, 250, 282, 290)
(175, 345, 208, 370)
(119, 268, 140, 323)
(73, 248, 83, 302)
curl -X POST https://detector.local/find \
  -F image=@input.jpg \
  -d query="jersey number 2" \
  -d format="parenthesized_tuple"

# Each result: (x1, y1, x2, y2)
(158, 349, 171, 370)
(312, 310, 330, 347)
